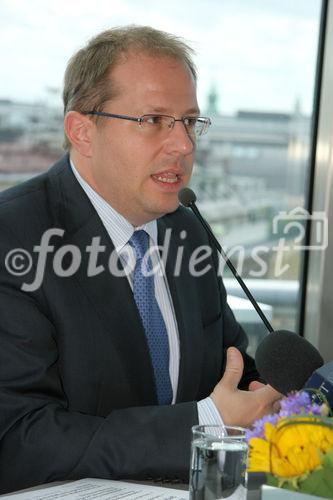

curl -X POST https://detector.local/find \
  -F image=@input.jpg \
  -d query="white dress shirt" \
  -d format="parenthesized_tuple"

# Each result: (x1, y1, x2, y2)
(70, 159, 223, 425)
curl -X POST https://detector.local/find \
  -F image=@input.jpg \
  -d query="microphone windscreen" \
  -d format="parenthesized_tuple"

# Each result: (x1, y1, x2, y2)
(255, 330, 324, 394)
(178, 187, 196, 207)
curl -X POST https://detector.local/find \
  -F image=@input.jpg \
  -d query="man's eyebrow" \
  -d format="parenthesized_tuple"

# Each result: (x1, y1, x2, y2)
(185, 107, 201, 115)
(144, 106, 201, 115)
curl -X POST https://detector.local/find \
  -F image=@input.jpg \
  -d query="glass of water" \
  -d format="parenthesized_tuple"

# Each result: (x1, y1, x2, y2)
(189, 425, 248, 500)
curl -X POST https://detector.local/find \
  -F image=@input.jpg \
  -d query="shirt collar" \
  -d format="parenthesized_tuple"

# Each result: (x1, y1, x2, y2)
(70, 159, 158, 249)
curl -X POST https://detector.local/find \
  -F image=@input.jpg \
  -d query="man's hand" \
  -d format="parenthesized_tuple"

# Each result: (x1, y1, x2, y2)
(210, 347, 282, 427)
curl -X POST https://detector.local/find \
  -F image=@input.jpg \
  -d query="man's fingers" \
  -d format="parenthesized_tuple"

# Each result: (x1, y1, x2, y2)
(248, 380, 266, 391)
(261, 384, 283, 405)
(220, 347, 244, 390)
(273, 400, 281, 413)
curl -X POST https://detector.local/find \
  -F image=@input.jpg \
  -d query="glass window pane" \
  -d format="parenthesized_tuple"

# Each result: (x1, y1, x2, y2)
(0, 0, 323, 353)
(189, 0, 322, 352)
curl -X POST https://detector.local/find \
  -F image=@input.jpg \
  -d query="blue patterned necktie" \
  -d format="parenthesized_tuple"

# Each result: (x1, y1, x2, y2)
(129, 230, 173, 405)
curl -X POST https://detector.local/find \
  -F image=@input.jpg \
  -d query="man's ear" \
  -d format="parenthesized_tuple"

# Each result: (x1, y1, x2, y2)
(64, 111, 94, 157)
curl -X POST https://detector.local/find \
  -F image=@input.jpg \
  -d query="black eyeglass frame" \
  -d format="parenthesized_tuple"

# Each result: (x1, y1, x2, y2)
(82, 111, 211, 137)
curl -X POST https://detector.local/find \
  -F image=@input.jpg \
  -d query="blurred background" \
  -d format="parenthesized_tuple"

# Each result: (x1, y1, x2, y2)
(0, 0, 327, 355)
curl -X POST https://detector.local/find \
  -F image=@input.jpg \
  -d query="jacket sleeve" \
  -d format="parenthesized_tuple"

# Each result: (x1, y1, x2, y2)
(0, 224, 196, 494)
(213, 248, 263, 389)
(182, 207, 262, 390)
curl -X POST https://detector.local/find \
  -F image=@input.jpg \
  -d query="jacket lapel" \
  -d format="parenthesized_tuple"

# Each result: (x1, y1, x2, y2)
(157, 216, 204, 403)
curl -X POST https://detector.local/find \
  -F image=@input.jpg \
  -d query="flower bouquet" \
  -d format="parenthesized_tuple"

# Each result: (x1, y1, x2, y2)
(247, 391, 333, 499)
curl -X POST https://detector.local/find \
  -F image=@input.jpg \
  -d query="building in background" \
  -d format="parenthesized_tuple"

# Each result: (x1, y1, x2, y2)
(0, 91, 313, 342)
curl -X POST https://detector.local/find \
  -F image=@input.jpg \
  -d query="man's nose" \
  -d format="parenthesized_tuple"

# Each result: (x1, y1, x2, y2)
(164, 120, 195, 155)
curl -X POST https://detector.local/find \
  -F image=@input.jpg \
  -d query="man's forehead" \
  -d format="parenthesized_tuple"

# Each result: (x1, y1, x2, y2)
(111, 50, 194, 79)
(105, 50, 198, 112)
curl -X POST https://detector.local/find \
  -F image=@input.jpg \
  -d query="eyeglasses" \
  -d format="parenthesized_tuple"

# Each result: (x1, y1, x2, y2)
(82, 111, 211, 138)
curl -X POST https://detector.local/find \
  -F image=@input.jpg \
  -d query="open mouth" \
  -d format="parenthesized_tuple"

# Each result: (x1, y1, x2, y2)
(151, 172, 182, 186)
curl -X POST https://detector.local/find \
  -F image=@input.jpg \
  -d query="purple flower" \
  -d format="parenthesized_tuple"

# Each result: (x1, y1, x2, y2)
(278, 391, 326, 418)
(308, 404, 324, 415)
(246, 390, 330, 442)
(279, 391, 311, 415)
(246, 413, 278, 439)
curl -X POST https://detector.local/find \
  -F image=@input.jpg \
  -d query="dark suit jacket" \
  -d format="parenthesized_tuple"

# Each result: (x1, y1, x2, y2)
(0, 155, 259, 494)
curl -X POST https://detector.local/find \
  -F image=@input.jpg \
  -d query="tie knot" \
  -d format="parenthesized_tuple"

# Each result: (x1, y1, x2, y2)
(129, 230, 149, 261)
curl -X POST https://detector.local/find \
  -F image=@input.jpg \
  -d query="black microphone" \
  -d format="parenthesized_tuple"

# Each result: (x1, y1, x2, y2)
(255, 330, 324, 394)
(255, 331, 333, 406)
(178, 187, 274, 333)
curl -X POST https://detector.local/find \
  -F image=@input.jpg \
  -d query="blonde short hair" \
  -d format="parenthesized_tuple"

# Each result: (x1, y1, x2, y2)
(63, 25, 197, 150)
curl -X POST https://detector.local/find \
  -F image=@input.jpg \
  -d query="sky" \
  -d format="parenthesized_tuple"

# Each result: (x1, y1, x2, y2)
(0, 0, 322, 115)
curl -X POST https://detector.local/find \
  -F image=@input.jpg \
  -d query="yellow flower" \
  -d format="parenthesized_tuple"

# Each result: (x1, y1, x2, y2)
(248, 418, 333, 478)
(248, 437, 271, 473)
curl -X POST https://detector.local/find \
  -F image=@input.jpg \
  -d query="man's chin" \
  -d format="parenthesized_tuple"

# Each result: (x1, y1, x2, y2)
(159, 198, 181, 216)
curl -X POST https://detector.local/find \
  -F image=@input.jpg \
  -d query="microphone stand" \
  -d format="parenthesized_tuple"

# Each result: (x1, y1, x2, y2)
(188, 200, 274, 333)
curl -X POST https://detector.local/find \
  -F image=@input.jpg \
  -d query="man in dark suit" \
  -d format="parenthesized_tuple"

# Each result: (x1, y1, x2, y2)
(0, 26, 280, 494)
